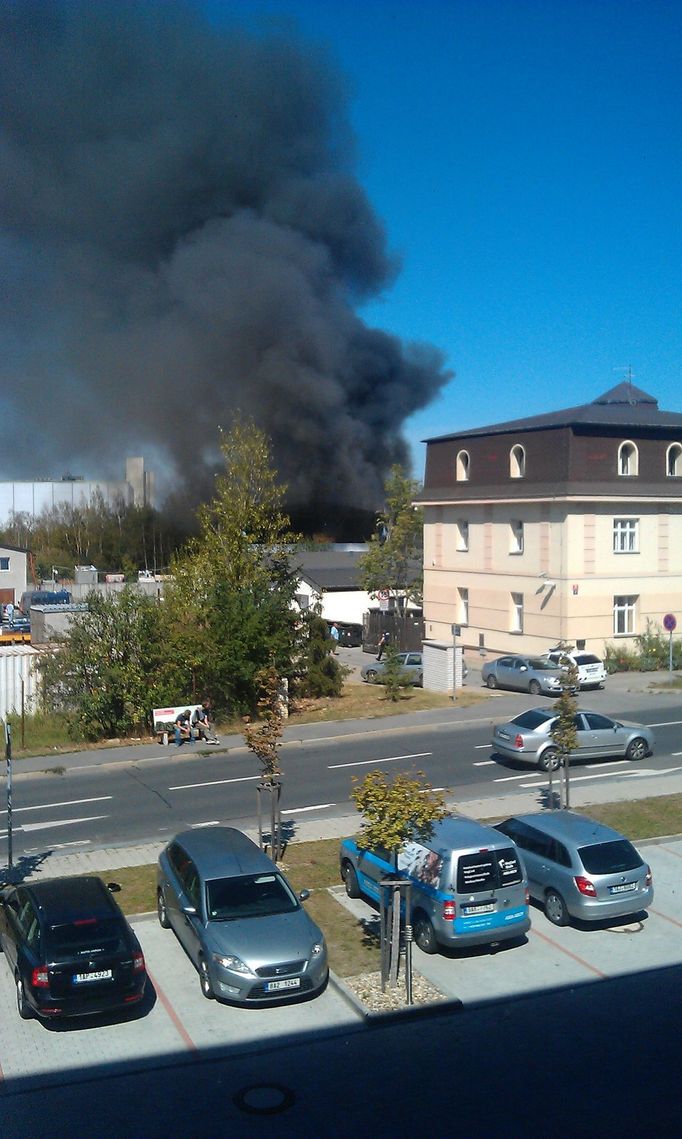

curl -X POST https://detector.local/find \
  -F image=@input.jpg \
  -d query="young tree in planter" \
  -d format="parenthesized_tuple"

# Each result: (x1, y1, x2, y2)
(351, 770, 447, 988)
(550, 659, 580, 809)
(243, 666, 286, 860)
(380, 643, 409, 703)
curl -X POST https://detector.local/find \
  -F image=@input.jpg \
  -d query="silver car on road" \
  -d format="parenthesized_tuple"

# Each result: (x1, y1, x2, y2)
(492, 707, 654, 771)
(157, 828, 328, 1004)
(495, 811, 653, 926)
(481, 654, 568, 696)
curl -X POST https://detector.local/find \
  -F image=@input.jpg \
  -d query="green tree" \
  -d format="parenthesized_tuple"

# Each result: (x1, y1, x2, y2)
(550, 659, 580, 809)
(378, 644, 409, 702)
(297, 610, 347, 698)
(358, 465, 424, 609)
(351, 770, 447, 987)
(38, 587, 168, 740)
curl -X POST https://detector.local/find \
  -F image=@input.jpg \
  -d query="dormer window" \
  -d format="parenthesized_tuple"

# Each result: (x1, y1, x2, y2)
(618, 441, 638, 476)
(456, 450, 470, 481)
(667, 443, 682, 477)
(510, 444, 526, 478)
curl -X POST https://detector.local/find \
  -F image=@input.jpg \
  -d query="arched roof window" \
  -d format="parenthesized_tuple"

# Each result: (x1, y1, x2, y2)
(618, 440, 638, 476)
(510, 444, 526, 479)
(456, 450, 470, 481)
(666, 443, 682, 477)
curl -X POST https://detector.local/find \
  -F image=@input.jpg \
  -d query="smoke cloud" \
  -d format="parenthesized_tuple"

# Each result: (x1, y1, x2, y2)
(0, 1, 451, 521)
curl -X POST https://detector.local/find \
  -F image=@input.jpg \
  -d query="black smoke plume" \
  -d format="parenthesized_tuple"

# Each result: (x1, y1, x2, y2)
(0, 1, 451, 527)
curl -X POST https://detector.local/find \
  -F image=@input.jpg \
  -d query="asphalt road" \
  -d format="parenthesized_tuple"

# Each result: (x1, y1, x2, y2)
(3, 683, 682, 858)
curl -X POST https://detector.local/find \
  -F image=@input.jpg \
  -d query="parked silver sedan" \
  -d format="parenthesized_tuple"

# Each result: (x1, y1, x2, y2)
(157, 828, 328, 1004)
(481, 654, 567, 696)
(491, 707, 654, 772)
(361, 651, 423, 686)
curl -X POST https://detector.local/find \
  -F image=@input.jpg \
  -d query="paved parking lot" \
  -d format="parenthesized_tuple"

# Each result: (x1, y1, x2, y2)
(0, 914, 360, 1090)
(335, 836, 682, 1007)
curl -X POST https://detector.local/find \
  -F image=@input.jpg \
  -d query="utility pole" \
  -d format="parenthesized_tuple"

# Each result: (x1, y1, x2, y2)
(5, 720, 13, 875)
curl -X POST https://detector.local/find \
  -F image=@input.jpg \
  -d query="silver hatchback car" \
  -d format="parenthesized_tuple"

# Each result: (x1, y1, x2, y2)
(157, 828, 328, 1004)
(494, 812, 653, 926)
(492, 707, 654, 771)
(481, 655, 567, 696)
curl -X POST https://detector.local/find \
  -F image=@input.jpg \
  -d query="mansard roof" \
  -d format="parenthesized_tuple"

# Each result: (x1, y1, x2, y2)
(424, 383, 682, 443)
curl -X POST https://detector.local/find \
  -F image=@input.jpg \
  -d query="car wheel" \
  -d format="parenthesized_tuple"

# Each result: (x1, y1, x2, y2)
(364, 669, 378, 683)
(538, 748, 560, 772)
(528, 679, 541, 695)
(626, 736, 648, 761)
(157, 889, 170, 929)
(414, 914, 439, 955)
(486, 674, 498, 689)
(16, 974, 32, 1020)
(199, 956, 214, 1000)
(545, 890, 569, 927)
(342, 862, 361, 899)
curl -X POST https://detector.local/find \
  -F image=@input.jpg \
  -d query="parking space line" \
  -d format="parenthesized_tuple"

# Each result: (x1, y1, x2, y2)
(530, 928, 607, 978)
(658, 845, 682, 859)
(649, 907, 682, 930)
(146, 968, 199, 1054)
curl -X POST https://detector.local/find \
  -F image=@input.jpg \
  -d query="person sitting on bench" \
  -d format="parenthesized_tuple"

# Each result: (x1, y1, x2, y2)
(192, 700, 218, 744)
(174, 709, 193, 747)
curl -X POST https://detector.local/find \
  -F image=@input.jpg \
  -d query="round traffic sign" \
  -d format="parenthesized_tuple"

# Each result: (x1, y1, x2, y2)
(663, 613, 677, 632)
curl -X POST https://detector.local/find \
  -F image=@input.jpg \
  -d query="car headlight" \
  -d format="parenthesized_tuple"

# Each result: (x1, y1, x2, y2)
(311, 942, 324, 957)
(212, 953, 251, 974)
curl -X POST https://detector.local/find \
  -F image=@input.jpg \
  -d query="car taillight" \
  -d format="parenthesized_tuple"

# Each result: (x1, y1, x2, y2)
(575, 876, 597, 897)
(31, 966, 49, 988)
(514, 734, 524, 750)
(645, 865, 653, 886)
(443, 900, 456, 921)
(133, 950, 145, 973)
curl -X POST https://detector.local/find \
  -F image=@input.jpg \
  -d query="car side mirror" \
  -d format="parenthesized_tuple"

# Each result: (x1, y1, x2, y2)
(298, 889, 310, 902)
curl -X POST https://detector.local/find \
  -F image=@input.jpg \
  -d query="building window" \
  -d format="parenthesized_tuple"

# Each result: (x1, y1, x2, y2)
(509, 519, 524, 554)
(0, 557, 9, 571)
(456, 520, 469, 551)
(667, 443, 682, 477)
(618, 441, 638, 476)
(456, 450, 470, 481)
(613, 595, 637, 635)
(458, 587, 469, 626)
(613, 518, 639, 553)
(510, 592, 524, 633)
(510, 444, 526, 478)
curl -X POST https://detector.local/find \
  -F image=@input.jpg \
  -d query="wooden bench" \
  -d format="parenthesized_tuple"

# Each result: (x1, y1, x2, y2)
(153, 704, 203, 745)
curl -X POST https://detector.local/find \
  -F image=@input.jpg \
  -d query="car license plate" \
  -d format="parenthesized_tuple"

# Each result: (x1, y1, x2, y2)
(73, 969, 113, 983)
(463, 903, 495, 915)
(496, 731, 511, 741)
(610, 882, 637, 894)
(264, 977, 301, 993)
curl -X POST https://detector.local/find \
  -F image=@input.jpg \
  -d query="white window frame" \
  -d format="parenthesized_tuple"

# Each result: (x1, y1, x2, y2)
(456, 450, 470, 481)
(613, 595, 637, 635)
(456, 519, 469, 552)
(510, 592, 524, 633)
(509, 519, 524, 554)
(666, 443, 682, 477)
(618, 440, 638, 477)
(510, 444, 526, 478)
(613, 518, 639, 554)
(458, 587, 469, 626)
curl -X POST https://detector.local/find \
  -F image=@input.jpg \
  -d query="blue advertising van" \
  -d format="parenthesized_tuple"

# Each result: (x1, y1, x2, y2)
(340, 815, 530, 954)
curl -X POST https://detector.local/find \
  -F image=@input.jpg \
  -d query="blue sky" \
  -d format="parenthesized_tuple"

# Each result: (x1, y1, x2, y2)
(224, 0, 682, 477)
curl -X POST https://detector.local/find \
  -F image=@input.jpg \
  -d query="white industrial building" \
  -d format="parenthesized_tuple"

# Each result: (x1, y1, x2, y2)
(0, 457, 155, 526)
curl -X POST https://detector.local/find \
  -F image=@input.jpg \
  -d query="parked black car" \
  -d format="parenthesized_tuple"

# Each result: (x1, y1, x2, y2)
(0, 876, 147, 1021)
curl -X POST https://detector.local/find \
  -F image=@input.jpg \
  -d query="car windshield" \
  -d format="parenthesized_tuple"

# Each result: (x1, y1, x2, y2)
(46, 917, 124, 955)
(206, 873, 299, 921)
(512, 709, 552, 730)
(527, 658, 556, 671)
(578, 840, 643, 875)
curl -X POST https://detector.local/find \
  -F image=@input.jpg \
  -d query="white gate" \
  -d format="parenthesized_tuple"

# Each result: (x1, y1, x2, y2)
(0, 647, 44, 718)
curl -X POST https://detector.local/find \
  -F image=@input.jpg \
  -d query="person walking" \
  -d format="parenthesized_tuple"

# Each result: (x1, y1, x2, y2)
(376, 631, 390, 660)
(330, 623, 340, 653)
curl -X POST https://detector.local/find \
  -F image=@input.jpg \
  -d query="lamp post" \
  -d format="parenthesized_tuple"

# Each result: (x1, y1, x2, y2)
(5, 720, 13, 875)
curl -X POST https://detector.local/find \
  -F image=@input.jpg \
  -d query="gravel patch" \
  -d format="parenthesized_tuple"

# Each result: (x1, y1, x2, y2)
(342, 970, 447, 1013)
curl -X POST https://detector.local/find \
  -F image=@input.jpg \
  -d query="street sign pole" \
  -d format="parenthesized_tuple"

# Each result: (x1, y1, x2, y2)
(663, 614, 677, 679)
(5, 720, 12, 874)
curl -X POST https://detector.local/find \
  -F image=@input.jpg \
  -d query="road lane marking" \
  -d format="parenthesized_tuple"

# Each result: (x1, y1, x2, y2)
(648, 720, 682, 727)
(473, 760, 495, 766)
(169, 775, 260, 791)
(623, 766, 682, 778)
(281, 803, 336, 815)
(0, 795, 112, 816)
(15, 814, 109, 833)
(493, 773, 538, 782)
(328, 752, 431, 770)
(51, 840, 92, 849)
(191, 821, 221, 827)
(474, 744, 491, 750)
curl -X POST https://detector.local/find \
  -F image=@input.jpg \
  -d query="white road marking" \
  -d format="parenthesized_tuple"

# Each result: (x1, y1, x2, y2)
(0, 795, 112, 816)
(20, 814, 109, 833)
(50, 840, 92, 849)
(493, 772, 538, 782)
(648, 720, 682, 728)
(624, 766, 682, 778)
(169, 775, 260, 791)
(281, 803, 336, 815)
(328, 752, 432, 770)
(474, 744, 491, 750)
(191, 820, 221, 828)
(585, 760, 629, 769)
(473, 760, 495, 766)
